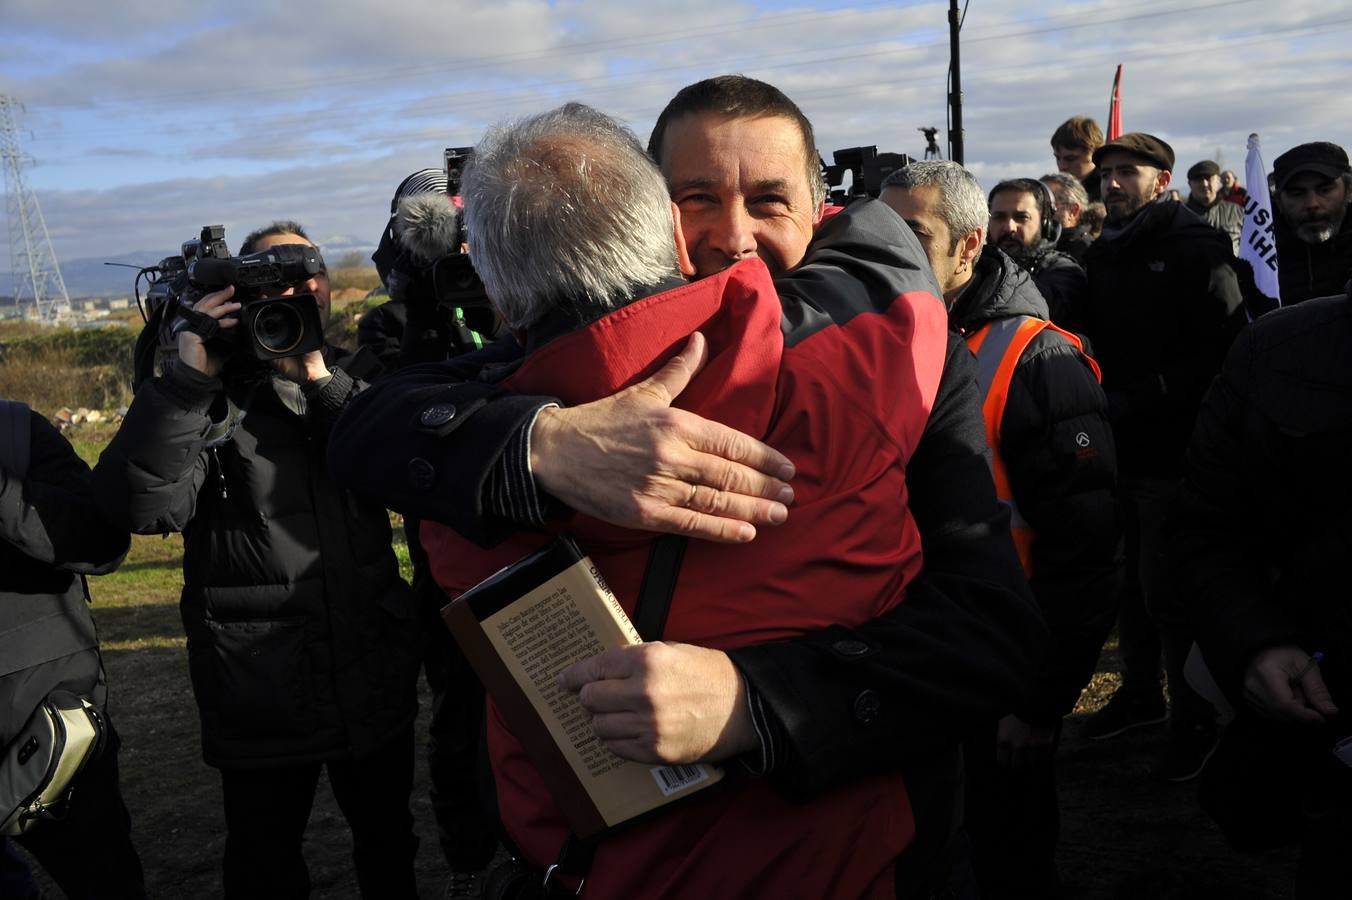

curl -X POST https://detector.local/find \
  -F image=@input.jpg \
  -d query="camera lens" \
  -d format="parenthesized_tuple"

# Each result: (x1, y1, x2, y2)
(251, 301, 306, 355)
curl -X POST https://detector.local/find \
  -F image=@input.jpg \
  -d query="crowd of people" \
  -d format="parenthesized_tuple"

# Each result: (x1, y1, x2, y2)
(3, 72, 1351, 900)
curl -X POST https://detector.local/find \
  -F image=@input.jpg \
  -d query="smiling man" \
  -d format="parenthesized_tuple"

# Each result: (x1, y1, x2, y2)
(648, 80, 824, 278)
(1080, 132, 1245, 783)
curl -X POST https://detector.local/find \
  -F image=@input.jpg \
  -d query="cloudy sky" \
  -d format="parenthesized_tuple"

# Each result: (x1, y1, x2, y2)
(2, 0, 1350, 269)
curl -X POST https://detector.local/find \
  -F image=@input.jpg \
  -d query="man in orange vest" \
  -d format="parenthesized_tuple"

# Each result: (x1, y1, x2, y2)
(882, 161, 1122, 899)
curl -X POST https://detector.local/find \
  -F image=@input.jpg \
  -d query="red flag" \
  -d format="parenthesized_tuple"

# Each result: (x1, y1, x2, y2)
(1107, 64, 1123, 140)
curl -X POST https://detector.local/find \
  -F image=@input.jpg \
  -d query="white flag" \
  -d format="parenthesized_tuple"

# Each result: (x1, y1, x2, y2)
(1240, 133, 1280, 305)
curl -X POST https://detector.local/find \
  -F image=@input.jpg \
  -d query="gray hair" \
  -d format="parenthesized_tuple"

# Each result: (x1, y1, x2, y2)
(1040, 172, 1088, 213)
(461, 102, 680, 330)
(881, 160, 988, 252)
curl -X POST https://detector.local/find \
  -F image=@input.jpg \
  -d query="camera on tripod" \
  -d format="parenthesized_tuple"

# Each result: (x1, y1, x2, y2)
(145, 225, 326, 360)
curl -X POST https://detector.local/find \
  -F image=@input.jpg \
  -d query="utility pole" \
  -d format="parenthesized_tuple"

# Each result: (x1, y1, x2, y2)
(0, 94, 71, 323)
(948, 0, 964, 165)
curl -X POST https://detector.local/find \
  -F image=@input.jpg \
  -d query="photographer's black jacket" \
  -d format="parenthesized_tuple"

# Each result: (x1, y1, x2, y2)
(93, 349, 419, 769)
(1, 404, 127, 745)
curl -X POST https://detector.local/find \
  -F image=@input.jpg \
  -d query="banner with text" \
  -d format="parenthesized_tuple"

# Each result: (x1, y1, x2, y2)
(1241, 132, 1280, 305)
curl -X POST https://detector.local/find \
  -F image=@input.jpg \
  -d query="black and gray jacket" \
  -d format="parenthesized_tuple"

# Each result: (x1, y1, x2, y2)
(952, 251, 1122, 722)
(1, 403, 126, 744)
(1275, 207, 1352, 305)
(93, 349, 419, 769)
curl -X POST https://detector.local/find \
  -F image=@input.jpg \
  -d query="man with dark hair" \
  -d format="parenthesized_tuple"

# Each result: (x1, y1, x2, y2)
(94, 223, 421, 899)
(1079, 132, 1246, 781)
(1272, 141, 1352, 304)
(882, 161, 1120, 898)
(987, 177, 1089, 332)
(646, 74, 825, 278)
(1051, 115, 1105, 201)
(329, 74, 1043, 896)
(2, 400, 145, 899)
(1186, 160, 1243, 254)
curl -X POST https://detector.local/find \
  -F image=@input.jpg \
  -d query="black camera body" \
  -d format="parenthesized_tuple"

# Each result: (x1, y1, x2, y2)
(147, 225, 326, 360)
(822, 146, 914, 206)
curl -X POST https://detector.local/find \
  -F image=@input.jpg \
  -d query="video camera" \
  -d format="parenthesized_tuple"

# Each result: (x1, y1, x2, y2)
(142, 225, 326, 361)
(822, 146, 914, 206)
(377, 148, 494, 340)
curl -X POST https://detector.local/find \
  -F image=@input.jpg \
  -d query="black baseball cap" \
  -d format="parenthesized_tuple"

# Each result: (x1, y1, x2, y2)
(1272, 142, 1351, 191)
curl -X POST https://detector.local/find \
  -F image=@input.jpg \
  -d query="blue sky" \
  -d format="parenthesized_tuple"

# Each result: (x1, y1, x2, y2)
(2, 0, 1350, 267)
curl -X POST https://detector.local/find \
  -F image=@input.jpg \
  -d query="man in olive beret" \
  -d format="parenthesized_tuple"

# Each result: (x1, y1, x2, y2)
(1186, 159, 1242, 254)
(1080, 131, 1245, 784)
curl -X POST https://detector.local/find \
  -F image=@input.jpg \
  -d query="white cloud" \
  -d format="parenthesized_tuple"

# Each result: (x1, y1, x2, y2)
(2, 0, 1350, 266)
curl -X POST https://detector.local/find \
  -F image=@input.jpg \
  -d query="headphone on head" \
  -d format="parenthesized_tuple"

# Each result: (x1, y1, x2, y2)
(989, 179, 1062, 246)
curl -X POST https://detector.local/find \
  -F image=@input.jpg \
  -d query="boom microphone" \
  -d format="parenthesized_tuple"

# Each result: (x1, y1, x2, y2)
(397, 193, 461, 266)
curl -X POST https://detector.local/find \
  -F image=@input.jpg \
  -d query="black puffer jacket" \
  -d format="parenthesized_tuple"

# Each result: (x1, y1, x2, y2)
(1083, 199, 1246, 477)
(93, 350, 420, 769)
(1, 404, 127, 744)
(953, 251, 1122, 722)
(1275, 207, 1352, 305)
(1022, 245, 1089, 336)
(1174, 293, 1352, 704)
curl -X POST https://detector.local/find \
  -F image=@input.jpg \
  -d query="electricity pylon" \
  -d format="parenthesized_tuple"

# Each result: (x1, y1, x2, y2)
(0, 94, 71, 322)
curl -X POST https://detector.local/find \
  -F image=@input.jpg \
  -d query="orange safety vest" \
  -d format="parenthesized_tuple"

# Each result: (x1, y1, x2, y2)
(965, 315, 1101, 577)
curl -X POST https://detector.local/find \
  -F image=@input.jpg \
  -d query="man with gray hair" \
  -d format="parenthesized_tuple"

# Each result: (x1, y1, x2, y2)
(882, 160, 1120, 899)
(368, 102, 1015, 898)
(1041, 172, 1094, 263)
(1272, 141, 1352, 304)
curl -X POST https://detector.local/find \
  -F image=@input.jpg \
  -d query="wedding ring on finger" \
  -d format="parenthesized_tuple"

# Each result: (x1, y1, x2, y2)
(685, 482, 698, 508)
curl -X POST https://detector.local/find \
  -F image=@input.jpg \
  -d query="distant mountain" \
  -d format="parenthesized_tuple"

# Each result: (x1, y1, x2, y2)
(1, 241, 377, 301)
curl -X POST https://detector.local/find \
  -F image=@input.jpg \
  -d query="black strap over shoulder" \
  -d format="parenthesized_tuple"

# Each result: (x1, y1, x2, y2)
(543, 533, 690, 893)
(631, 534, 688, 642)
(0, 399, 32, 479)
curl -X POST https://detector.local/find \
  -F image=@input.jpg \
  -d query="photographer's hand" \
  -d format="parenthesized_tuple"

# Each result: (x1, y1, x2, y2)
(272, 350, 330, 385)
(177, 286, 239, 378)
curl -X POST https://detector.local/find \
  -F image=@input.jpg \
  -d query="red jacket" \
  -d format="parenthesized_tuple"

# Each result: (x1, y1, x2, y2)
(423, 201, 948, 898)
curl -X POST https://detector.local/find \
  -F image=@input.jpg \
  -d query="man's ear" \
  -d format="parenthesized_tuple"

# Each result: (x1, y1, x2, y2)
(961, 227, 984, 266)
(813, 198, 826, 224)
(1154, 169, 1173, 199)
(672, 201, 695, 277)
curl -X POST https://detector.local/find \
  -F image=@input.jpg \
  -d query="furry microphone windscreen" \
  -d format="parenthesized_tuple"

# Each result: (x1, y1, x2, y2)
(396, 193, 461, 266)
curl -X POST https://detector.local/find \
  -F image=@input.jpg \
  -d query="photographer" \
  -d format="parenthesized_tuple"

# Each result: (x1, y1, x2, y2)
(363, 169, 504, 894)
(93, 223, 420, 899)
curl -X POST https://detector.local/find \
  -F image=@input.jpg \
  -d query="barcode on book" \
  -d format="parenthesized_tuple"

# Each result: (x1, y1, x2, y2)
(650, 764, 709, 797)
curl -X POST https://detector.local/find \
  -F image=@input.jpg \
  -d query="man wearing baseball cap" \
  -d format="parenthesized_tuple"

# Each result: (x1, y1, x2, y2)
(1272, 141, 1352, 304)
(1186, 159, 1243, 255)
(1078, 132, 1246, 783)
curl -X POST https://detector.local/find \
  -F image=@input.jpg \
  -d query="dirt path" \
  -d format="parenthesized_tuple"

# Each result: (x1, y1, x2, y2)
(20, 641, 1301, 899)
